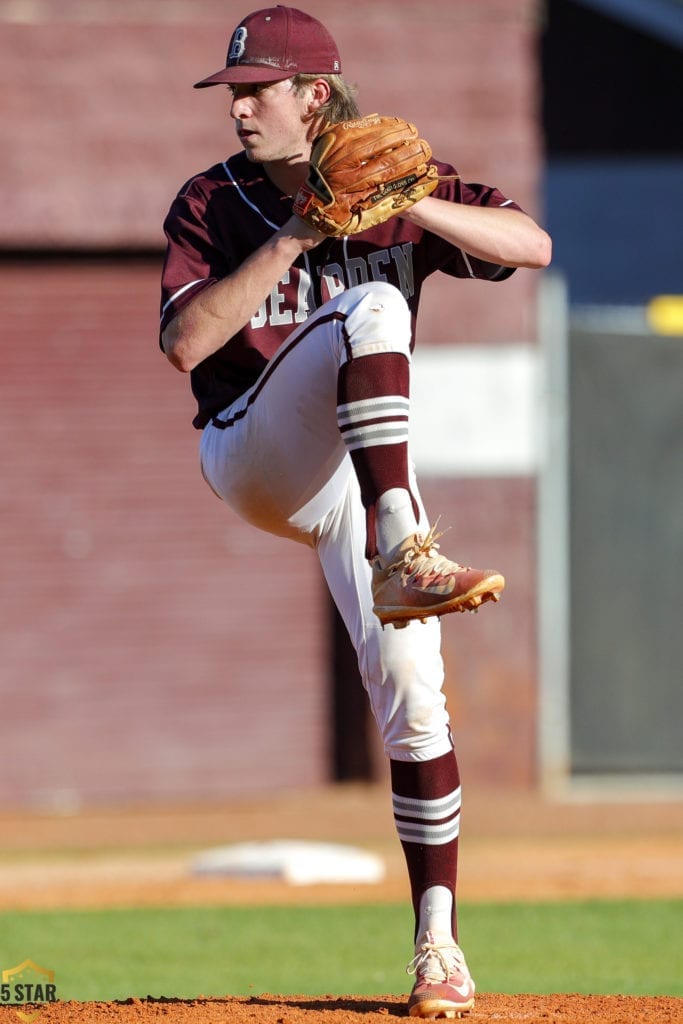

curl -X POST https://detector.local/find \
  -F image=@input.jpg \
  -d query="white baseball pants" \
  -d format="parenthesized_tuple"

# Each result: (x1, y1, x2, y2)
(199, 282, 453, 762)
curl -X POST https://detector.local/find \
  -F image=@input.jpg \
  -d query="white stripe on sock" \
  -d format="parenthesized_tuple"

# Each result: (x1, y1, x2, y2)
(392, 787, 461, 846)
(395, 817, 461, 845)
(392, 788, 462, 820)
(337, 396, 409, 425)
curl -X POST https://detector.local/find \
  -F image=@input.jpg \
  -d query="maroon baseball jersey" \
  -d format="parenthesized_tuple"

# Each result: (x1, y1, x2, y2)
(160, 151, 520, 428)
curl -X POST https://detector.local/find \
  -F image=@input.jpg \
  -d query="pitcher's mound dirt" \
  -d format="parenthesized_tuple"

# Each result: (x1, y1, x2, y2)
(3, 993, 682, 1024)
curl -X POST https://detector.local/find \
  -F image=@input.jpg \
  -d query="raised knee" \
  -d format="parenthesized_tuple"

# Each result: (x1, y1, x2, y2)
(359, 281, 409, 317)
(361, 280, 406, 302)
(343, 283, 412, 361)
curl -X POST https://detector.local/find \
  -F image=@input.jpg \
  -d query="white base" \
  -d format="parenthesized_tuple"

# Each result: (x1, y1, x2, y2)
(191, 840, 386, 886)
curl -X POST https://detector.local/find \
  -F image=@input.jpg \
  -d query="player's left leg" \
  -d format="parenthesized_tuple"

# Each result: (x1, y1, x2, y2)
(333, 283, 504, 626)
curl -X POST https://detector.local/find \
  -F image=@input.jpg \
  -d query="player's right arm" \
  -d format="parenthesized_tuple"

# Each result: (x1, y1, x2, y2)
(162, 215, 323, 373)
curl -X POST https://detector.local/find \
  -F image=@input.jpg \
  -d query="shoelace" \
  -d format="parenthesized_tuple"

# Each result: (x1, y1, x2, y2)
(383, 521, 469, 578)
(406, 938, 467, 983)
(410, 520, 446, 557)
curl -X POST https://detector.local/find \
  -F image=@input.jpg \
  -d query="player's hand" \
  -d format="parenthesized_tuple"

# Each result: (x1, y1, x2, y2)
(281, 214, 327, 251)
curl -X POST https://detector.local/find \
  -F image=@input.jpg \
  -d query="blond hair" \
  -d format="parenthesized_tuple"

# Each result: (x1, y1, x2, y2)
(292, 73, 361, 123)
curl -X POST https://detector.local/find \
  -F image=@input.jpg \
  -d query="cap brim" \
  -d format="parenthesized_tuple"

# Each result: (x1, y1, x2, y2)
(194, 65, 295, 88)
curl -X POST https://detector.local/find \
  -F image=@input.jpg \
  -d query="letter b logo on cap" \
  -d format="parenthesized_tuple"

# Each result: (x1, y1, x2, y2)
(228, 27, 247, 63)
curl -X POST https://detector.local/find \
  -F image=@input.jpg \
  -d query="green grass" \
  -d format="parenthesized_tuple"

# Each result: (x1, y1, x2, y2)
(0, 900, 681, 1002)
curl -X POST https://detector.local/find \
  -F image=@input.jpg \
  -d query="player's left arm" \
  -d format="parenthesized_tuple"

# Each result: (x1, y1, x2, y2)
(399, 195, 552, 269)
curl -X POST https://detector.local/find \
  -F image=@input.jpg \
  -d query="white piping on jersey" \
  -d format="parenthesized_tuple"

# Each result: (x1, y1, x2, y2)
(161, 278, 206, 318)
(223, 160, 280, 230)
(302, 248, 314, 311)
(162, 161, 282, 322)
(461, 250, 475, 278)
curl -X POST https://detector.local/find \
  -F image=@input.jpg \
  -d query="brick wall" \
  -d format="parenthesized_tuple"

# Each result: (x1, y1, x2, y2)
(0, 263, 329, 806)
(0, 261, 538, 804)
(2, 0, 543, 345)
(0, 0, 545, 804)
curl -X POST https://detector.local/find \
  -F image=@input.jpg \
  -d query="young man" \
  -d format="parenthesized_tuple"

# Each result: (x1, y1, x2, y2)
(160, 5, 551, 1017)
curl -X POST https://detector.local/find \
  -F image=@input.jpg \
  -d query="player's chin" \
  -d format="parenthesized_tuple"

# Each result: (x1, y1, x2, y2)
(242, 142, 270, 164)
(237, 134, 259, 158)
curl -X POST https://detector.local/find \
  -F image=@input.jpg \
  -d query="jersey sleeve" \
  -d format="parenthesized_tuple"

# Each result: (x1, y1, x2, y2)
(427, 164, 523, 282)
(159, 184, 235, 337)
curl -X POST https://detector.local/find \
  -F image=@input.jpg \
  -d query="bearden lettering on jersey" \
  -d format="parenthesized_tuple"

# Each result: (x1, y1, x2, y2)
(324, 243, 415, 301)
(249, 242, 416, 330)
(250, 268, 312, 328)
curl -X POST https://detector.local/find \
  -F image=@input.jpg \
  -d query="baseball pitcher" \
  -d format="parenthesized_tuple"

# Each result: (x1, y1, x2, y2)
(160, 5, 551, 1016)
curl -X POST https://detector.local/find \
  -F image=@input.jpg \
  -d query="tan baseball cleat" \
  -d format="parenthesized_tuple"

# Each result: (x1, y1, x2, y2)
(371, 524, 505, 628)
(406, 932, 476, 1018)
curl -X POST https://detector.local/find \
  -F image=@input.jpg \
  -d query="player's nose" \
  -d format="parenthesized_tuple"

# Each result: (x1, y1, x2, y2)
(229, 94, 252, 120)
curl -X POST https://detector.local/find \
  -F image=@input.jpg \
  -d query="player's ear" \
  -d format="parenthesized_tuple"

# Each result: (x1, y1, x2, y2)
(307, 77, 331, 113)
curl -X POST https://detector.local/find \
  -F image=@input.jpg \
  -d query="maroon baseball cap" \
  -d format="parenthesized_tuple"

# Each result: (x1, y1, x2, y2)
(194, 5, 342, 88)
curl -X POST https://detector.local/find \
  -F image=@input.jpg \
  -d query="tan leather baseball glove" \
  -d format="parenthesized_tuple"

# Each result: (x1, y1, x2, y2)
(293, 114, 439, 236)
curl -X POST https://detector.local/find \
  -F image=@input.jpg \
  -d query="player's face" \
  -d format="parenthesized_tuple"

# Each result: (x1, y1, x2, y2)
(228, 79, 313, 164)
